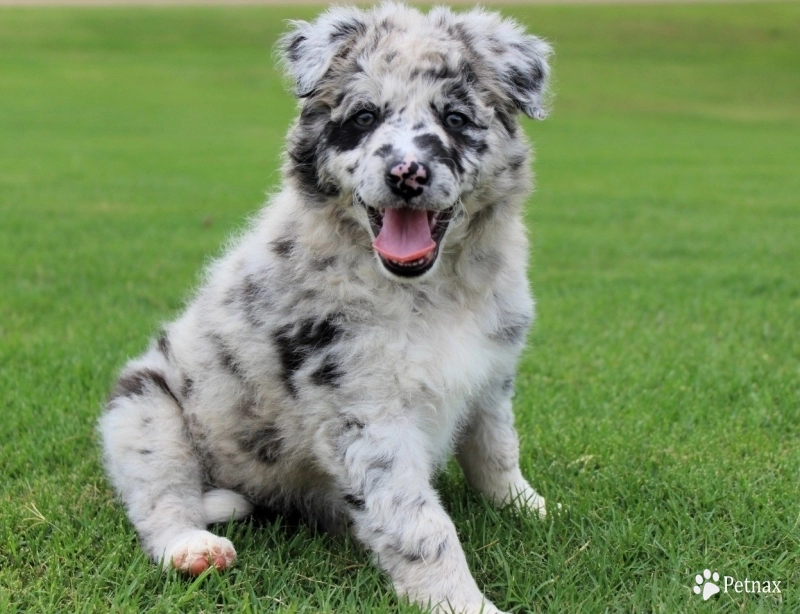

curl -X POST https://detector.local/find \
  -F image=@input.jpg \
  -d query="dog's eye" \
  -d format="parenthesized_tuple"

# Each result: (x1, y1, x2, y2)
(443, 112, 468, 131)
(354, 110, 378, 129)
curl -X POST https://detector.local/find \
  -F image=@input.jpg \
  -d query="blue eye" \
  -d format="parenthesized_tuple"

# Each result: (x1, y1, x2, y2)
(444, 112, 468, 130)
(354, 110, 377, 129)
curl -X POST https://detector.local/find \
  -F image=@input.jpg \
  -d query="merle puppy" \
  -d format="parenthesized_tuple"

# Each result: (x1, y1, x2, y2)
(99, 3, 552, 613)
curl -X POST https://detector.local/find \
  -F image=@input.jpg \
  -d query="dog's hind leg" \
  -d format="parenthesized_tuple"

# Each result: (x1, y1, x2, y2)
(98, 352, 238, 575)
(456, 376, 547, 517)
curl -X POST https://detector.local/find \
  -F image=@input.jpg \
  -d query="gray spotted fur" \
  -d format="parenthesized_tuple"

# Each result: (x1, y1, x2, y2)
(99, 3, 552, 613)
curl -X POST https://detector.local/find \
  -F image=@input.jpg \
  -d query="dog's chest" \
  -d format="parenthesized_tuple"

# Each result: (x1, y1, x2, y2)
(350, 290, 509, 455)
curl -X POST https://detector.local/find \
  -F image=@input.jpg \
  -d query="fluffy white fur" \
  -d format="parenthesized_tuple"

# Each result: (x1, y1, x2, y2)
(99, 3, 552, 613)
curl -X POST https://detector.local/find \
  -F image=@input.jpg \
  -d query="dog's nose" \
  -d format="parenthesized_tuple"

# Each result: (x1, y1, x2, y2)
(385, 157, 431, 200)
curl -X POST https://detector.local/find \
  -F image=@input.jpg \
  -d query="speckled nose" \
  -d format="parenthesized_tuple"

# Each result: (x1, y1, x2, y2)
(386, 156, 430, 200)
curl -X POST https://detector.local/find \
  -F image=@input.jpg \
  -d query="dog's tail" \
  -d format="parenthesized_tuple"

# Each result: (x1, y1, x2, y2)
(202, 489, 254, 524)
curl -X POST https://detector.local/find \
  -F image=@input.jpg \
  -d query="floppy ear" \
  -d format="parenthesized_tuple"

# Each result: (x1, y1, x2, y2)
(453, 9, 553, 119)
(278, 7, 367, 98)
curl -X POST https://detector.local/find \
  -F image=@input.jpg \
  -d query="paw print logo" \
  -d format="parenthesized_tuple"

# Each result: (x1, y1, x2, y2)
(693, 569, 721, 601)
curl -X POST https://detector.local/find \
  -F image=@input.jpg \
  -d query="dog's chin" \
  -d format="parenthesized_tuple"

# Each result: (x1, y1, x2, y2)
(355, 194, 454, 281)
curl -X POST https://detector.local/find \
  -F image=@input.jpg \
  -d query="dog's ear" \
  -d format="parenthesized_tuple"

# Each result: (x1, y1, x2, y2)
(278, 8, 367, 98)
(450, 9, 553, 120)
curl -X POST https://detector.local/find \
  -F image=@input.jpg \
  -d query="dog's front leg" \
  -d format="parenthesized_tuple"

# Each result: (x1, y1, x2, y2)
(456, 378, 547, 517)
(327, 417, 506, 614)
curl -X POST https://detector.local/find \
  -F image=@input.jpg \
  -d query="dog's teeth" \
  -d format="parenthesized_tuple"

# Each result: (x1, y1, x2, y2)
(388, 257, 427, 267)
(395, 257, 427, 267)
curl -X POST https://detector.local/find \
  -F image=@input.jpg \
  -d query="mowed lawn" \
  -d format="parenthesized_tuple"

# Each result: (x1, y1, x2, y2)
(1, 2, 799, 612)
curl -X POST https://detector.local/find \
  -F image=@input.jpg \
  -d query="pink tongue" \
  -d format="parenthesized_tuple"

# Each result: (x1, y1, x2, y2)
(372, 208, 435, 263)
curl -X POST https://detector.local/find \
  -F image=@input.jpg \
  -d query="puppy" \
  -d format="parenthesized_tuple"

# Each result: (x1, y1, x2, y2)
(99, 3, 552, 613)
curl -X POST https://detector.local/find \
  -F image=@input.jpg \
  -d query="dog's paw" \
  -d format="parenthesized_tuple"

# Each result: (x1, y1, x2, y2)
(163, 530, 237, 576)
(520, 491, 548, 518)
(499, 481, 549, 518)
(519, 493, 564, 519)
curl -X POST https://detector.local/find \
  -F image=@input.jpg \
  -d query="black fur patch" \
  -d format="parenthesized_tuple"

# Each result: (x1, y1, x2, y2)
(240, 274, 274, 328)
(343, 493, 366, 511)
(288, 133, 322, 195)
(501, 376, 515, 394)
(399, 549, 423, 563)
(310, 355, 344, 388)
(451, 22, 475, 50)
(288, 107, 339, 198)
(286, 35, 305, 62)
(311, 256, 337, 271)
(410, 64, 461, 82)
(344, 416, 365, 431)
(156, 332, 170, 358)
(374, 143, 393, 158)
(387, 539, 423, 563)
(114, 374, 147, 397)
(325, 114, 377, 152)
(272, 238, 295, 258)
(220, 351, 242, 377)
(210, 334, 245, 379)
(289, 136, 338, 198)
(181, 377, 194, 399)
(366, 455, 394, 475)
(491, 312, 532, 344)
(389, 533, 448, 565)
(273, 316, 343, 395)
(329, 19, 363, 42)
(332, 415, 366, 460)
(508, 153, 526, 172)
(109, 369, 179, 406)
(434, 536, 449, 562)
(443, 79, 478, 111)
(239, 424, 283, 465)
(413, 133, 463, 174)
(333, 91, 347, 109)
(496, 110, 517, 137)
(507, 63, 544, 107)
(362, 454, 394, 493)
(448, 127, 486, 156)
(234, 396, 258, 418)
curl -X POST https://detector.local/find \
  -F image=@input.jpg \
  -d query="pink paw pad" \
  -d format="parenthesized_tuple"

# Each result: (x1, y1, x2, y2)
(167, 531, 237, 576)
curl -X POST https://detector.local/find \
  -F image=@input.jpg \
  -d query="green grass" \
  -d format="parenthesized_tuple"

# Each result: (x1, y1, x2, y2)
(1, 2, 799, 612)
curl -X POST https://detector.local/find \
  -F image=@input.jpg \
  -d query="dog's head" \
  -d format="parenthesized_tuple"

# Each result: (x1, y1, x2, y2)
(279, 2, 551, 280)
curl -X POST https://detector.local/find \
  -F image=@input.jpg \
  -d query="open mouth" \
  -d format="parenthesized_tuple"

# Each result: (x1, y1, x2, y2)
(365, 204, 454, 278)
